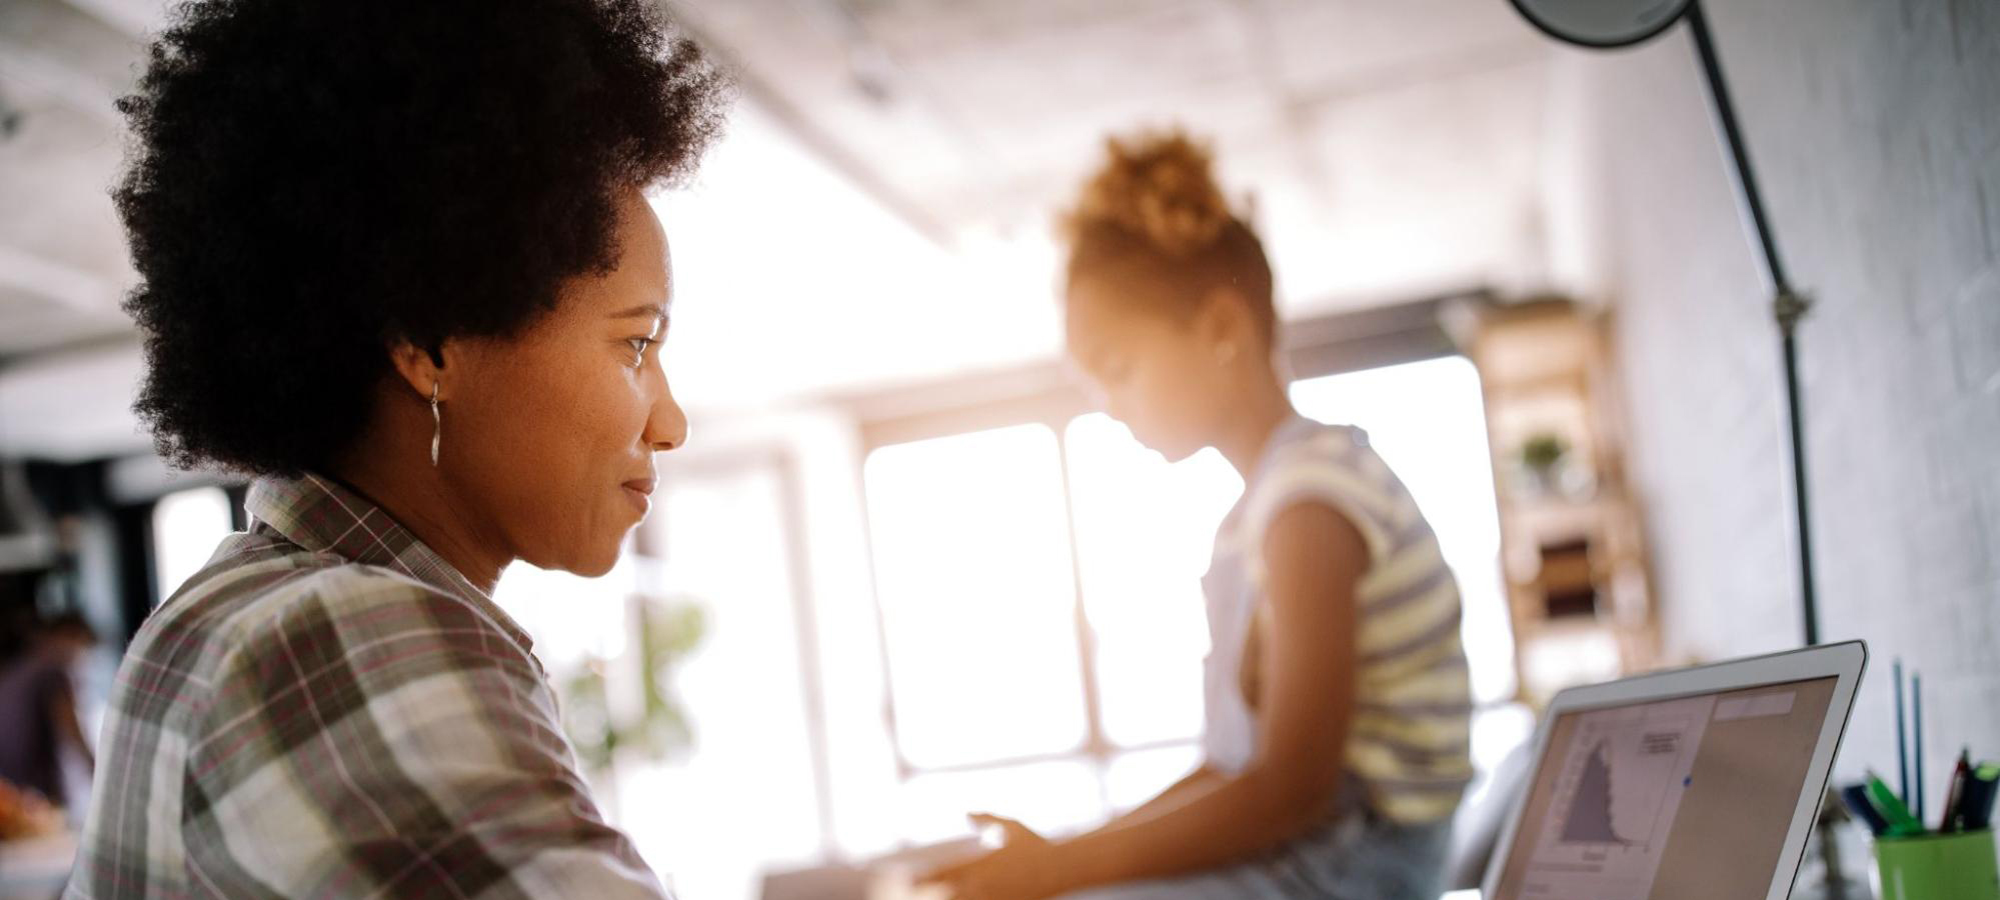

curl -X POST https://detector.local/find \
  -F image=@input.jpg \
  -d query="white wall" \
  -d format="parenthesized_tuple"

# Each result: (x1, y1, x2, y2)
(1564, 0, 2000, 794)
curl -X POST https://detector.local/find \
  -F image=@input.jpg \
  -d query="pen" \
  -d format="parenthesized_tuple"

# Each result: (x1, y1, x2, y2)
(1865, 771, 1927, 837)
(1904, 676, 1920, 824)
(1912, 672, 1925, 823)
(1941, 749, 1971, 832)
(1964, 763, 1999, 832)
(1893, 660, 1909, 805)
(1842, 783, 1890, 836)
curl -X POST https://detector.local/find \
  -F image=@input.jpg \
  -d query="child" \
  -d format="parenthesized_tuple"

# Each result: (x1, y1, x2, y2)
(925, 132, 1473, 900)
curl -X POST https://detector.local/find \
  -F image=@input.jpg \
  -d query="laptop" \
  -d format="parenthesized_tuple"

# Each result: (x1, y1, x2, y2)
(1480, 641, 1868, 900)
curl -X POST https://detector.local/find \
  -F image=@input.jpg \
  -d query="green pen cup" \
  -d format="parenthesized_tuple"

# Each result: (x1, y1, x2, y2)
(1873, 830, 1999, 900)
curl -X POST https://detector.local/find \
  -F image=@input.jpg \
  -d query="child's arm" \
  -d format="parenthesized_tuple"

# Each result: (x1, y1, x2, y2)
(1097, 765, 1223, 832)
(927, 500, 1364, 900)
(965, 766, 1221, 849)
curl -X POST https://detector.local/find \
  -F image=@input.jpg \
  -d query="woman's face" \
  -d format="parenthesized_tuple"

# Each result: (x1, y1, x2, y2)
(444, 187, 687, 576)
(1063, 276, 1232, 463)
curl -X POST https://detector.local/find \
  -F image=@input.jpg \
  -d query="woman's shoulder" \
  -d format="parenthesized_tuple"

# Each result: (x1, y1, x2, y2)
(232, 561, 513, 646)
(204, 562, 547, 715)
(130, 541, 536, 704)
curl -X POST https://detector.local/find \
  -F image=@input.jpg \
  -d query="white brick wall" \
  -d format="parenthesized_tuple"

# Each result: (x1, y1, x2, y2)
(1565, 0, 2000, 795)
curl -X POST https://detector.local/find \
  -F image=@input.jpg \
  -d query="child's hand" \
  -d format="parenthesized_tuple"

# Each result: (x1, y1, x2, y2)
(918, 841, 1066, 900)
(969, 812, 1047, 848)
(916, 813, 1066, 900)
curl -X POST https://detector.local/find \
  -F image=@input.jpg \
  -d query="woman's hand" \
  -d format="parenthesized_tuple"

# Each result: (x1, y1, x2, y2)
(918, 813, 1070, 900)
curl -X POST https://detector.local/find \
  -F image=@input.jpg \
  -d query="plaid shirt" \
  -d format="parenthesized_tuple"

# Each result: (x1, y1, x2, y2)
(67, 473, 668, 899)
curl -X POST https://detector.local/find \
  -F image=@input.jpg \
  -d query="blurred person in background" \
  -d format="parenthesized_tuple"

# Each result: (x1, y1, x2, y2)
(65, 0, 728, 896)
(925, 132, 1473, 900)
(0, 611, 97, 815)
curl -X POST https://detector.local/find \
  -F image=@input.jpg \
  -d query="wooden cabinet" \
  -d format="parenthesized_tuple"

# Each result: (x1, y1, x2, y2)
(1451, 298, 1659, 706)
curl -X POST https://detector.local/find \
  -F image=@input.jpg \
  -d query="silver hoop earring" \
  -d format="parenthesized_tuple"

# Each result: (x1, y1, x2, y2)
(429, 381, 441, 467)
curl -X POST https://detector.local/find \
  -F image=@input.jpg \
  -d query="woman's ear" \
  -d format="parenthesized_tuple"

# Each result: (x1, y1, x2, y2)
(386, 338, 447, 401)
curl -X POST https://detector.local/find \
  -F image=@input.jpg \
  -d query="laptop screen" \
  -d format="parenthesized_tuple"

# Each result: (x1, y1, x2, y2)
(1488, 676, 1840, 900)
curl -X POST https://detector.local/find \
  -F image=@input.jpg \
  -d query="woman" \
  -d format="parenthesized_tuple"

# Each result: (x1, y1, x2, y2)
(68, 0, 726, 896)
(925, 133, 1473, 900)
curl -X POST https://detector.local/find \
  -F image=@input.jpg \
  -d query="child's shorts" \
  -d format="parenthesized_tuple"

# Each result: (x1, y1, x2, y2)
(1053, 780, 1453, 900)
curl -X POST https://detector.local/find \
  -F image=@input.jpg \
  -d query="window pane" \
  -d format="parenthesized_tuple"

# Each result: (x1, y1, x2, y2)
(1289, 356, 1517, 705)
(1063, 414, 1239, 747)
(152, 486, 234, 602)
(864, 424, 1087, 769)
(1104, 744, 1203, 814)
(621, 465, 826, 900)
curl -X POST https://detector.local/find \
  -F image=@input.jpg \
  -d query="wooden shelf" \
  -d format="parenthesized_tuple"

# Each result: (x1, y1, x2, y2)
(1457, 297, 1659, 708)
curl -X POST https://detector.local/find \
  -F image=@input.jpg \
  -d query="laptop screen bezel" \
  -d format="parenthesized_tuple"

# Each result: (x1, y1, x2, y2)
(1479, 640, 1868, 900)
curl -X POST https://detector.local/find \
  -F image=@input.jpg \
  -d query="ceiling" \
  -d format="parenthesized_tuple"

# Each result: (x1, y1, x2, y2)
(0, 0, 1570, 458)
(671, 0, 1551, 242)
(0, 0, 149, 359)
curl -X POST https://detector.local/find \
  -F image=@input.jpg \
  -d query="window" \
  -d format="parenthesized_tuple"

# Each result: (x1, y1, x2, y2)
(863, 424, 1089, 771)
(151, 486, 234, 602)
(625, 462, 826, 900)
(1063, 414, 1238, 749)
(492, 459, 829, 900)
(862, 420, 1238, 839)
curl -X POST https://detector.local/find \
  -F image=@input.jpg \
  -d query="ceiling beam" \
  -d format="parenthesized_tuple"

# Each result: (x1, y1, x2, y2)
(0, 244, 121, 312)
(60, 0, 159, 39)
(1289, 36, 1550, 113)
(0, 35, 122, 126)
(1226, 0, 1339, 211)
(658, 1, 955, 247)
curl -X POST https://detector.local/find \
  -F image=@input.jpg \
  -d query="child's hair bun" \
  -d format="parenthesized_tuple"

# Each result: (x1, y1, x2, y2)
(1063, 130, 1234, 257)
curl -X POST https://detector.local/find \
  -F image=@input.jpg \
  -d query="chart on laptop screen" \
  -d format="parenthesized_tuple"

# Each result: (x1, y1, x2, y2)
(1522, 695, 1715, 900)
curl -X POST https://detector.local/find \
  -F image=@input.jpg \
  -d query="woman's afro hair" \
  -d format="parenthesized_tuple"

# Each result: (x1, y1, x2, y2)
(116, 0, 728, 476)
